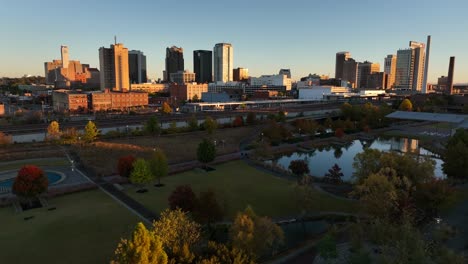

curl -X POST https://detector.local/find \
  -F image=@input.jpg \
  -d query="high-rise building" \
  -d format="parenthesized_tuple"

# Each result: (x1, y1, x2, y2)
(367, 72, 387, 89)
(394, 40, 426, 92)
(61, 46, 69, 69)
(214, 43, 233, 82)
(384, 55, 397, 89)
(422, 35, 431, 94)
(342, 58, 358, 88)
(170, 70, 196, 84)
(233, 67, 249, 82)
(193, 50, 212, 83)
(279, 69, 291, 79)
(128, 50, 147, 84)
(335, 52, 351, 79)
(99, 43, 130, 92)
(447, 56, 455, 95)
(249, 74, 292, 90)
(357, 61, 380, 88)
(165, 46, 184, 82)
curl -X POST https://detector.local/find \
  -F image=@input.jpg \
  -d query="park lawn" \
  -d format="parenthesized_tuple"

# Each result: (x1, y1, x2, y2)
(125, 161, 358, 219)
(0, 189, 139, 264)
(0, 157, 70, 172)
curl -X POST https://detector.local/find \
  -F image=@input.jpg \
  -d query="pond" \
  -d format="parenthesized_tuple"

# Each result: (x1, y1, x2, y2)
(0, 171, 64, 192)
(270, 137, 445, 182)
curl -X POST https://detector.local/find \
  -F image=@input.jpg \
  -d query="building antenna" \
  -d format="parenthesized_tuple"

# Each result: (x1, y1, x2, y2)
(114, 35, 117, 45)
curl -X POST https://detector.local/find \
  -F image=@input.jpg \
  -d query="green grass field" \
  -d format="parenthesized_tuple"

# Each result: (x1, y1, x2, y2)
(125, 161, 358, 219)
(0, 158, 70, 172)
(0, 190, 139, 264)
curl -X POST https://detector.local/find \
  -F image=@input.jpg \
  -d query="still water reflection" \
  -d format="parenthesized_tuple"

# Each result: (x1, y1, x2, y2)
(271, 138, 445, 182)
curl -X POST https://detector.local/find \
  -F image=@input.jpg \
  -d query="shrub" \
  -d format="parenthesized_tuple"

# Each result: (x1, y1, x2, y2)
(12, 165, 48, 198)
(117, 155, 136, 178)
(168, 185, 197, 212)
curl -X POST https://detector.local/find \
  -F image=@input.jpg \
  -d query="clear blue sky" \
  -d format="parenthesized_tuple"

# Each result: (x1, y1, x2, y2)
(1, 0, 467, 83)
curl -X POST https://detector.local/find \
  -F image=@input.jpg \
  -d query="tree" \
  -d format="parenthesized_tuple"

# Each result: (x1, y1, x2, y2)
(443, 129, 468, 180)
(194, 189, 224, 224)
(353, 148, 435, 185)
(199, 241, 254, 264)
(324, 164, 344, 184)
(118, 155, 136, 178)
(145, 116, 161, 136)
(246, 112, 256, 125)
(324, 117, 333, 129)
(149, 149, 168, 187)
(334, 127, 345, 138)
(113, 222, 168, 264)
(162, 102, 172, 114)
(351, 170, 399, 219)
(203, 117, 217, 135)
(399, 99, 413, 111)
(414, 179, 454, 218)
(83, 120, 98, 143)
(188, 115, 199, 131)
(340, 103, 353, 120)
(12, 165, 48, 200)
(152, 209, 201, 264)
(232, 116, 244, 127)
(276, 111, 286, 122)
(288, 160, 310, 181)
(192, 94, 199, 102)
(168, 185, 197, 212)
(252, 141, 273, 160)
(197, 139, 216, 167)
(230, 207, 284, 260)
(46, 121, 61, 141)
(130, 159, 153, 188)
(59, 127, 79, 144)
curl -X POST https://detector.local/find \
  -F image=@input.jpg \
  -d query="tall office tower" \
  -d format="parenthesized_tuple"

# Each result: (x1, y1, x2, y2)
(395, 41, 426, 92)
(233, 67, 249, 81)
(128, 50, 147, 84)
(99, 43, 130, 92)
(213, 43, 233, 82)
(335, 52, 351, 79)
(357, 61, 380, 88)
(165, 46, 184, 82)
(193, 50, 212, 83)
(422, 35, 431, 93)
(384, 55, 397, 89)
(279, 69, 291, 78)
(61, 45, 69, 69)
(447, 56, 455, 95)
(410, 41, 426, 92)
(342, 58, 358, 88)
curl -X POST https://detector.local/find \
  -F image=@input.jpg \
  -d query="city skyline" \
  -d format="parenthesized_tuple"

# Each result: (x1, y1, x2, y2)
(1, 0, 468, 83)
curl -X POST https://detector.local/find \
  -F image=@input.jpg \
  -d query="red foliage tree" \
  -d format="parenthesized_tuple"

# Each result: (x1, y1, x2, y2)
(12, 165, 48, 198)
(232, 116, 244, 127)
(168, 185, 197, 212)
(117, 155, 136, 178)
(335, 128, 345, 138)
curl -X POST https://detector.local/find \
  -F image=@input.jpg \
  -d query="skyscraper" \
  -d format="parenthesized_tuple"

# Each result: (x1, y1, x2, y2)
(214, 43, 233, 82)
(193, 50, 212, 83)
(233, 68, 249, 82)
(61, 45, 69, 69)
(447, 56, 455, 95)
(335, 52, 351, 79)
(394, 40, 426, 92)
(279, 69, 292, 79)
(384, 55, 397, 89)
(342, 58, 358, 88)
(165, 46, 184, 82)
(422, 35, 431, 94)
(357, 61, 380, 88)
(128, 50, 147, 84)
(99, 43, 130, 92)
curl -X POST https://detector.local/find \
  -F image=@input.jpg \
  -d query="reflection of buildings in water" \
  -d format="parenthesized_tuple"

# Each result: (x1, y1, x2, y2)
(390, 138, 420, 154)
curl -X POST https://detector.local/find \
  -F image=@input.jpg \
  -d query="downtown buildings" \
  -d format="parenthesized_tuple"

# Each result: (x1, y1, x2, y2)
(128, 50, 147, 84)
(193, 50, 212, 83)
(99, 43, 130, 92)
(394, 41, 426, 92)
(165, 46, 184, 82)
(214, 43, 233, 82)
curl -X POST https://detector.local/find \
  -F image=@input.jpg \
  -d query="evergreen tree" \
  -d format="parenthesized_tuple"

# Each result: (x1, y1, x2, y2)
(83, 121, 98, 143)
